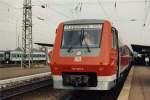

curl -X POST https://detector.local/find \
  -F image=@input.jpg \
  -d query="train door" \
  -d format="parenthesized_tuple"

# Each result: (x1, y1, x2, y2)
(112, 27, 120, 82)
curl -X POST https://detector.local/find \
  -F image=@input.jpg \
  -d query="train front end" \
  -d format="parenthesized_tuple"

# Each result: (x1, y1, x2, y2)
(50, 19, 116, 90)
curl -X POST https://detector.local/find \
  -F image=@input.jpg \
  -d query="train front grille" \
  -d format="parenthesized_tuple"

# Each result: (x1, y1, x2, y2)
(62, 72, 97, 87)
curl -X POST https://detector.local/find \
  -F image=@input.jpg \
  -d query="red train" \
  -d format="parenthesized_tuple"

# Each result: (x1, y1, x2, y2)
(49, 19, 132, 90)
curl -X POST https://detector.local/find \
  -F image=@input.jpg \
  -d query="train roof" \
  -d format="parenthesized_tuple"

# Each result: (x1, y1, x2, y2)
(131, 44, 150, 53)
(14, 47, 22, 51)
(64, 19, 105, 25)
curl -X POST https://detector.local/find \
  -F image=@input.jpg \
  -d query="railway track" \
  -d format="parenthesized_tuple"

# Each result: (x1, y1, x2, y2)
(61, 89, 119, 100)
(0, 64, 20, 68)
(0, 67, 131, 100)
(0, 79, 52, 100)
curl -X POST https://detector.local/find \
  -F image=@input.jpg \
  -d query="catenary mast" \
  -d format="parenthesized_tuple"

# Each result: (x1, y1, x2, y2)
(21, 0, 32, 68)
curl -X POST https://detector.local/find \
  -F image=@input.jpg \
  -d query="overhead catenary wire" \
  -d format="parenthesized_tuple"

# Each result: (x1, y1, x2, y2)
(0, 1, 49, 24)
(0, 0, 145, 25)
(0, 1, 23, 10)
(113, 0, 120, 27)
(73, 1, 83, 19)
(97, 0, 111, 20)
(0, 0, 53, 22)
(46, 6, 72, 19)
(143, 1, 150, 31)
(46, 0, 150, 6)
(0, 1, 57, 32)
(0, 1, 15, 8)
(140, 0, 150, 35)
(143, 0, 150, 27)
(1, 1, 149, 42)
(74, 1, 83, 12)
(42, 0, 76, 19)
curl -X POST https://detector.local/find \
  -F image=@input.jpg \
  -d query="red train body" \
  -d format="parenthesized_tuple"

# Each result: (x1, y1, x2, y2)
(49, 19, 132, 90)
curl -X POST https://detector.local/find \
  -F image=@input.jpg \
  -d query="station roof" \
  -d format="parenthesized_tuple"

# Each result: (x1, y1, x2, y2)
(34, 43, 53, 47)
(14, 47, 22, 51)
(131, 44, 150, 53)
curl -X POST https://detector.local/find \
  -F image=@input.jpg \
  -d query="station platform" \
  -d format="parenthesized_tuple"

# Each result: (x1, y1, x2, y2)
(0, 72, 51, 91)
(118, 66, 150, 100)
(129, 66, 150, 100)
(0, 64, 50, 80)
(0, 64, 51, 91)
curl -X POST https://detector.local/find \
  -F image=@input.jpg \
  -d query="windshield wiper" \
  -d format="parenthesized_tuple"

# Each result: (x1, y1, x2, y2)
(67, 46, 73, 52)
(67, 29, 91, 53)
(81, 30, 91, 52)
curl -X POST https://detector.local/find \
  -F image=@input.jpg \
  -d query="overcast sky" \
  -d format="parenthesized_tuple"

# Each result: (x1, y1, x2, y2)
(0, 0, 150, 50)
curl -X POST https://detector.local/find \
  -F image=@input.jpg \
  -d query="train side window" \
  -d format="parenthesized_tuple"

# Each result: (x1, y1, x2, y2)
(13, 54, 16, 57)
(112, 28, 118, 49)
(120, 47, 124, 56)
(121, 47, 124, 55)
(125, 47, 129, 55)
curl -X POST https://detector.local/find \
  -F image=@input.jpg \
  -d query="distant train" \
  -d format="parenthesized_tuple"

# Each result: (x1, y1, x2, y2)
(49, 19, 132, 91)
(0, 51, 5, 64)
(0, 49, 46, 64)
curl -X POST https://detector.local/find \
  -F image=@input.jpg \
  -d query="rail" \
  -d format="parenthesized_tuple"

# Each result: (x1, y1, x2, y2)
(0, 72, 52, 99)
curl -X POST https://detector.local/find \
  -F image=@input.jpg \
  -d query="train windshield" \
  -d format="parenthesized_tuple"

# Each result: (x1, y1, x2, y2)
(62, 24, 102, 49)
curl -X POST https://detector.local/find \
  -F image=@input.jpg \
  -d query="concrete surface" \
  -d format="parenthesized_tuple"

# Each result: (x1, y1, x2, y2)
(129, 66, 150, 100)
(118, 66, 134, 100)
